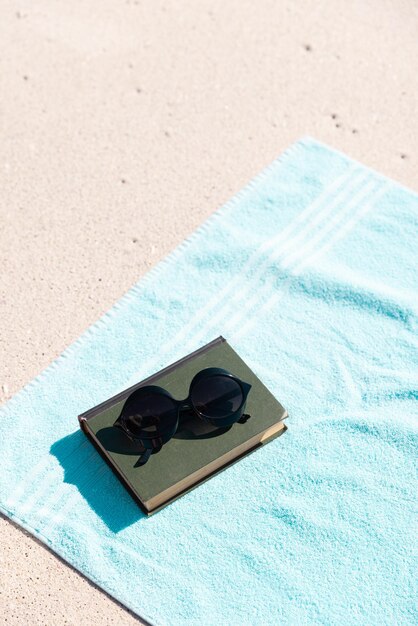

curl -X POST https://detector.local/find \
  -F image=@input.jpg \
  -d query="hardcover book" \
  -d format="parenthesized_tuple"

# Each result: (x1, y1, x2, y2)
(78, 336, 288, 515)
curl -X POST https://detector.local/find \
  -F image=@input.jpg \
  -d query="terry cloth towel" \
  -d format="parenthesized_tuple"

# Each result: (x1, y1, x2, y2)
(0, 138, 417, 626)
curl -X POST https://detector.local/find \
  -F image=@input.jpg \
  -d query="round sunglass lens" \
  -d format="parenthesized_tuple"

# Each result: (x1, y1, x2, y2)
(123, 392, 177, 439)
(191, 375, 243, 418)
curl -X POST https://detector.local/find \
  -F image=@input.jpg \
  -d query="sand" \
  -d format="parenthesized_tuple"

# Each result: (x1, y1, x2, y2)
(0, 0, 417, 623)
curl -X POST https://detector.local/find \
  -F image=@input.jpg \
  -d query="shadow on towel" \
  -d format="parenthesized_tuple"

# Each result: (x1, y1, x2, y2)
(50, 430, 146, 533)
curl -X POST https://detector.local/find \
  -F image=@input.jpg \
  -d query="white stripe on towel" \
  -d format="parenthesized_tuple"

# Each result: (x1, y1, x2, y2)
(231, 183, 388, 340)
(126, 166, 370, 384)
(170, 178, 383, 357)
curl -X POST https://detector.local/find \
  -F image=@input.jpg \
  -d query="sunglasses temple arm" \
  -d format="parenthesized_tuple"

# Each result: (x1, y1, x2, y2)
(134, 448, 152, 467)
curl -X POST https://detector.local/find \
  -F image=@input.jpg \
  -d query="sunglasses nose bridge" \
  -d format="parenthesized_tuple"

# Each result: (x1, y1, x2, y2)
(179, 399, 191, 411)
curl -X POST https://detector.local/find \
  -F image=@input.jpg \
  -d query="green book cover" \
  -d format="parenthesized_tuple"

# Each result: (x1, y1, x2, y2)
(78, 337, 288, 515)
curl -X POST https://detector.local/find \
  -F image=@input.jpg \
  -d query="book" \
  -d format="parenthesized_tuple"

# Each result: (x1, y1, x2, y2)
(78, 336, 288, 515)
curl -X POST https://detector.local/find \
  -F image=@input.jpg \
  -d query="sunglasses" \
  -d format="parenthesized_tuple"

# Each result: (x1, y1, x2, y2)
(113, 367, 252, 466)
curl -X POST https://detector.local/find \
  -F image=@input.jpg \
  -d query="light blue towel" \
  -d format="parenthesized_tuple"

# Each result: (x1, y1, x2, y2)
(1, 138, 417, 626)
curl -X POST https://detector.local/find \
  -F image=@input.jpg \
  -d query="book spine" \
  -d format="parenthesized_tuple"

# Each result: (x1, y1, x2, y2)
(79, 416, 150, 516)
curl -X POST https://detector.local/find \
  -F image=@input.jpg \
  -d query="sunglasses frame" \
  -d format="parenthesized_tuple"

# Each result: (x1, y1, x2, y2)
(113, 367, 252, 465)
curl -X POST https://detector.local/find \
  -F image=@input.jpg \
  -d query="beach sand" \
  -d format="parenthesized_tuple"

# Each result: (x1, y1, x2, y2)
(0, 0, 417, 623)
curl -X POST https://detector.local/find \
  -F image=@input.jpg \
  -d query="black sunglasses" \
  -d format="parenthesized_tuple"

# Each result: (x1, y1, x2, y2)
(113, 367, 252, 466)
